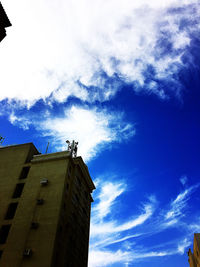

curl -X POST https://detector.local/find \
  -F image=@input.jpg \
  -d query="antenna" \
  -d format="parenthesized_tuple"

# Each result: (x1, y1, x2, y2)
(66, 140, 78, 158)
(0, 135, 5, 145)
(45, 142, 50, 154)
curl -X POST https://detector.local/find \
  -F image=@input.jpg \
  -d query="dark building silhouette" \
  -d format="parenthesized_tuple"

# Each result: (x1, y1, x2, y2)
(188, 233, 200, 267)
(0, 2, 11, 43)
(0, 143, 95, 267)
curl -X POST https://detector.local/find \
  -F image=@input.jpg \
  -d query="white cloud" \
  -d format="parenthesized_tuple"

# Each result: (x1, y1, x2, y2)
(0, 0, 199, 107)
(89, 247, 175, 267)
(89, 178, 157, 266)
(91, 182, 156, 236)
(40, 106, 135, 161)
(9, 112, 31, 130)
(89, 178, 200, 266)
(93, 182, 126, 220)
(8, 105, 135, 161)
(165, 183, 200, 220)
(89, 249, 133, 267)
(177, 238, 191, 255)
(188, 220, 200, 233)
(180, 175, 188, 186)
(91, 200, 155, 236)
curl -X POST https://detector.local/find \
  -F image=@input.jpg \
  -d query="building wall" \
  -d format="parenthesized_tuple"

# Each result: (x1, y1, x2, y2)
(0, 144, 40, 266)
(0, 143, 95, 267)
(0, 2, 12, 42)
(52, 162, 92, 267)
(188, 234, 200, 267)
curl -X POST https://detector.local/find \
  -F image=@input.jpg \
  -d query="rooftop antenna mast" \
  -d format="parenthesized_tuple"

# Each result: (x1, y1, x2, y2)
(0, 135, 5, 145)
(66, 140, 78, 158)
(45, 141, 50, 154)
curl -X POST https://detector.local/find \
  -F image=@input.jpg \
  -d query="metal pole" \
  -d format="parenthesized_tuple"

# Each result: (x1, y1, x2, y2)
(45, 142, 50, 154)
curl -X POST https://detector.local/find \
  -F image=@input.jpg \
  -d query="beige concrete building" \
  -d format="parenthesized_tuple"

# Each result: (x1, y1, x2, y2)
(188, 233, 200, 267)
(0, 143, 95, 267)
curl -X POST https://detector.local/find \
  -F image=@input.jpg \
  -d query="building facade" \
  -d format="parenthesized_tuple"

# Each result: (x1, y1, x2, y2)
(0, 143, 95, 267)
(0, 2, 11, 43)
(188, 233, 200, 267)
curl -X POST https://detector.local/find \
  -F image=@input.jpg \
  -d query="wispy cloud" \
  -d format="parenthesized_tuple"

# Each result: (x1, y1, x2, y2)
(165, 183, 200, 221)
(89, 177, 200, 266)
(188, 219, 200, 233)
(89, 245, 176, 267)
(9, 112, 31, 130)
(91, 200, 155, 236)
(1, 0, 199, 108)
(93, 182, 126, 220)
(8, 105, 135, 161)
(177, 238, 191, 255)
(89, 249, 133, 267)
(180, 175, 188, 186)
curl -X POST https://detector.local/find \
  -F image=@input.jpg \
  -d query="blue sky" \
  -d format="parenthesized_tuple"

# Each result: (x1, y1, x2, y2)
(0, 0, 200, 266)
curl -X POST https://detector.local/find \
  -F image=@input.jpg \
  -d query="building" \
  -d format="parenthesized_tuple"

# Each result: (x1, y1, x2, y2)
(188, 233, 200, 267)
(0, 143, 95, 267)
(0, 2, 11, 43)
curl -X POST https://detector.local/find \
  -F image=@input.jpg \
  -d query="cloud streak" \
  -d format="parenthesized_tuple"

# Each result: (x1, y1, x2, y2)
(89, 177, 200, 266)
(165, 183, 200, 221)
(8, 105, 135, 161)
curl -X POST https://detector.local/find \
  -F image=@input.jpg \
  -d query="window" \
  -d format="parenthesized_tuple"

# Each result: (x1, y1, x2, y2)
(66, 183, 69, 190)
(23, 249, 32, 257)
(68, 165, 73, 179)
(31, 222, 39, 229)
(0, 225, 11, 244)
(84, 191, 88, 199)
(69, 165, 72, 174)
(82, 207, 87, 216)
(37, 199, 44, 205)
(19, 167, 30, 179)
(12, 183, 25, 198)
(77, 176, 82, 186)
(59, 225, 63, 234)
(40, 178, 48, 185)
(5, 203, 18, 220)
(75, 194, 79, 203)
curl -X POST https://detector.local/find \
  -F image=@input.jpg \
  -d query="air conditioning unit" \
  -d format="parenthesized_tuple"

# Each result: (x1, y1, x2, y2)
(31, 222, 39, 229)
(37, 198, 44, 205)
(40, 178, 48, 185)
(23, 248, 32, 257)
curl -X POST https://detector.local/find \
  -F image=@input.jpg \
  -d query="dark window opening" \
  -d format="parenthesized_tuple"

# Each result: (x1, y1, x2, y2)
(12, 183, 25, 198)
(72, 212, 77, 222)
(65, 223, 69, 231)
(0, 225, 11, 244)
(23, 248, 32, 257)
(69, 165, 72, 174)
(84, 191, 88, 199)
(75, 194, 79, 203)
(66, 183, 69, 191)
(31, 222, 39, 229)
(5, 202, 18, 220)
(19, 167, 30, 179)
(40, 178, 48, 185)
(37, 199, 44, 205)
(82, 207, 87, 215)
(0, 250, 3, 258)
(77, 176, 82, 186)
